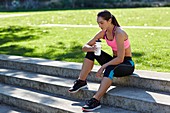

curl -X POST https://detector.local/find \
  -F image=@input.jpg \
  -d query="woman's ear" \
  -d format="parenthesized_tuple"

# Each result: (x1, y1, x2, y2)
(108, 18, 112, 24)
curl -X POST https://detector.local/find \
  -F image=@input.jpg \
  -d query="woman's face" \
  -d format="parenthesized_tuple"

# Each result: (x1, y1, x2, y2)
(97, 16, 111, 30)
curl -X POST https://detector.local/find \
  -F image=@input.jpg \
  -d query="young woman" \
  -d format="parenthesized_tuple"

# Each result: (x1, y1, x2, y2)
(69, 10, 135, 112)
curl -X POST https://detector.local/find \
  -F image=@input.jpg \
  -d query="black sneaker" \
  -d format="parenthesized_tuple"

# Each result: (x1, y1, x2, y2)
(68, 79, 88, 93)
(82, 98, 101, 112)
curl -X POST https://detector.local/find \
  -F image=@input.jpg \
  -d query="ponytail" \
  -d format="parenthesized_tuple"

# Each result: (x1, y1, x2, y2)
(111, 15, 120, 27)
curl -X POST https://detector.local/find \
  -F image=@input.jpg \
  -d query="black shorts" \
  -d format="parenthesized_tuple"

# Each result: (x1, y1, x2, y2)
(85, 50, 135, 79)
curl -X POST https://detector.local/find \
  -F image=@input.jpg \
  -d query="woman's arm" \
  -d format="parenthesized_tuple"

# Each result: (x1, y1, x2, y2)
(82, 30, 105, 52)
(102, 31, 125, 68)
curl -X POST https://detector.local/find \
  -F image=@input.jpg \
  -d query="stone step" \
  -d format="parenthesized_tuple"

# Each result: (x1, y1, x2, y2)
(0, 68, 170, 113)
(0, 83, 138, 113)
(0, 104, 30, 113)
(0, 54, 170, 93)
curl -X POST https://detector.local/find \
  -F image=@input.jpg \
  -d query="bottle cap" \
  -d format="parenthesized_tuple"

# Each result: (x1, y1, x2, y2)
(96, 39, 101, 42)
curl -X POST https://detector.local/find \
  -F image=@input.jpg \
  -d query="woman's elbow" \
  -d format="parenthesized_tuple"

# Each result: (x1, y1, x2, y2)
(82, 46, 86, 52)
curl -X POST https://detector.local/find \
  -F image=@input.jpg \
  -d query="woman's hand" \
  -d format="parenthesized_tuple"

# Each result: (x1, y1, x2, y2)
(92, 45, 97, 52)
(96, 64, 108, 78)
(96, 66, 105, 78)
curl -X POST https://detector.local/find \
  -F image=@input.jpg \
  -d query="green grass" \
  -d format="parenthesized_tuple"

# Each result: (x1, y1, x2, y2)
(0, 7, 170, 26)
(0, 7, 170, 72)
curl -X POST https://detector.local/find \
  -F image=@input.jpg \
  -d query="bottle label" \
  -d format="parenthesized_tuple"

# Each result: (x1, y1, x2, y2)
(94, 43, 101, 56)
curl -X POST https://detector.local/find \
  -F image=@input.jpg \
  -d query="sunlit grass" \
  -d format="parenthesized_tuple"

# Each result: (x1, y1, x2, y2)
(0, 7, 170, 26)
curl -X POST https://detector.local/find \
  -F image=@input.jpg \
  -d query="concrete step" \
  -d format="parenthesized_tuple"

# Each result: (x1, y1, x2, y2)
(0, 68, 170, 113)
(0, 83, 138, 113)
(0, 54, 170, 93)
(0, 104, 30, 113)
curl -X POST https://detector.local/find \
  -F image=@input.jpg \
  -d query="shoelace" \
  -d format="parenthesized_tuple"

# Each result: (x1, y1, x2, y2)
(85, 98, 98, 105)
(74, 79, 86, 85)
(74, 80, 79, 84)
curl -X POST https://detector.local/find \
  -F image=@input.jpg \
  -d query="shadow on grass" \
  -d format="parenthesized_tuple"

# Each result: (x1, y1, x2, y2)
(132, 52, 145, 58)
(0, 26, 46, 45)
(54, 42, 85, 62)
(0, 27, 84, 62)
(0, 25, 48, 57)
(0, 45, 34, 56)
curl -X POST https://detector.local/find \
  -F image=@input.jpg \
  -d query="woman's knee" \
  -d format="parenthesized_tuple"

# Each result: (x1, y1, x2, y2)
(85, 52, 95, 61)
(103, 65, 115, 80)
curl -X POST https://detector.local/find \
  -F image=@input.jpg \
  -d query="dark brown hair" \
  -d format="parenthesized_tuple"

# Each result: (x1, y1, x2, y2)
(97, 10, 120, 27)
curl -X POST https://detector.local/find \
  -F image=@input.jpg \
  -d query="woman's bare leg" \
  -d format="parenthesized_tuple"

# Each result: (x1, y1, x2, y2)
(93, 77, 112, 100)
(69, 58, 94, 93)
(78, 58, 94, 80)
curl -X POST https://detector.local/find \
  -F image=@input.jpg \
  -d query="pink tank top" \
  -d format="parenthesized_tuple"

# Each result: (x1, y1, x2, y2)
(104, 26, 130, 51)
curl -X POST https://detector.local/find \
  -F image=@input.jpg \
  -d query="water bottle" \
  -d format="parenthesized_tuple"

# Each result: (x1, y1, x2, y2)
(94, 39, 101, 56)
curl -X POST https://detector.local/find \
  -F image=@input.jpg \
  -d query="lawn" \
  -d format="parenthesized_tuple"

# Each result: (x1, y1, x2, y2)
(0, 7, 169, 72)
(0, 7, 169, 26)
